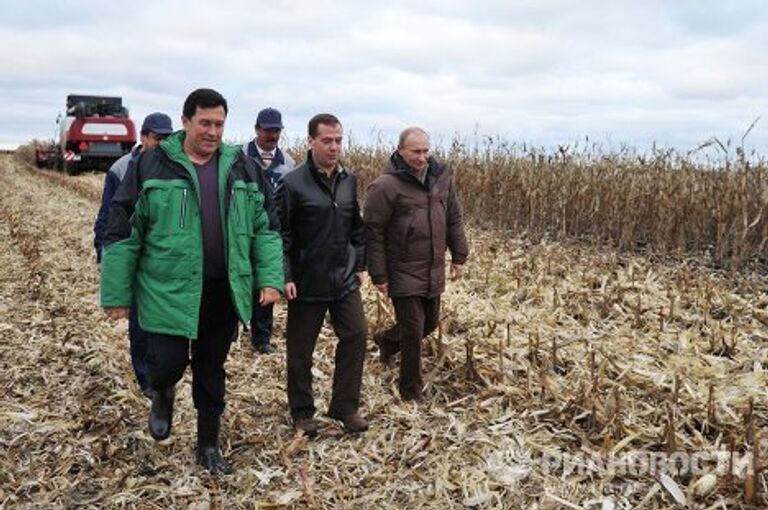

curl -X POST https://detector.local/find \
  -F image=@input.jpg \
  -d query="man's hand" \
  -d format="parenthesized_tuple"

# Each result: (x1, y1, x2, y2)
(375, 282, 388, 294)
(259, 287, 280, 306)
(104, 307, 130, 320)
(357, 271, 367, 286)
(285, 282, 297, 300)
(450, 263, 464, 280)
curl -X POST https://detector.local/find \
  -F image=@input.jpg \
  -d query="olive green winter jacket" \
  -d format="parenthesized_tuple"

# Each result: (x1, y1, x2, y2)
(100, 131, 284, 338)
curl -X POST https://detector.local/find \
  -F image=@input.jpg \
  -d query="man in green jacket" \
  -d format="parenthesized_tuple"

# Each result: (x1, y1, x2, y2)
(101, 88, 283, 474)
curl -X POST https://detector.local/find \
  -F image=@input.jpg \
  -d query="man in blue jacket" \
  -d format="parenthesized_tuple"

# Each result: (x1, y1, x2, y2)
(242, 107, 295, 354)
(93, 112, 173, 398)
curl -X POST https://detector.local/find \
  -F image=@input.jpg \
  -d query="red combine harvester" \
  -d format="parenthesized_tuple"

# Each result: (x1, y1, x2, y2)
(36, 95, 137, 175)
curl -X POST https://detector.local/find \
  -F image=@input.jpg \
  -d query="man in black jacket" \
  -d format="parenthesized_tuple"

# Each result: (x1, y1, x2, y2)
(276, 113, 368, 436)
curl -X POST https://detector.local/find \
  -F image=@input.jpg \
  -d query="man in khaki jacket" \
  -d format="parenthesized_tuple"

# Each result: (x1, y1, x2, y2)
(363, 127, 469, 401)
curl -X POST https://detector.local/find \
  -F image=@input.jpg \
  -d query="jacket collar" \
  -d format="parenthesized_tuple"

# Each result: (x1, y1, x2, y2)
(246, 140, 286, 168)
(306, 150, 347, 179)
(158, 130, 240, 182)
(388, 151, 442, 189)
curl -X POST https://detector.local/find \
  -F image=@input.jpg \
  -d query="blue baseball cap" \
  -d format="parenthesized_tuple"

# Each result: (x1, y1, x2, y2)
(141, 112, 174, 134)
(256, 107, 283, 129)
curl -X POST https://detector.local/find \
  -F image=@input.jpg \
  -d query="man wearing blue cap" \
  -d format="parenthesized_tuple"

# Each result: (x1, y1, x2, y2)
(94, 112, 174, 398)
(243, 107, 295, 354)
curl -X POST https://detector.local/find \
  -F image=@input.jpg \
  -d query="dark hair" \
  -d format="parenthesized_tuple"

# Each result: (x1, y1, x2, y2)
(307, 113, 341, 138)
(182, 88, 228, 119)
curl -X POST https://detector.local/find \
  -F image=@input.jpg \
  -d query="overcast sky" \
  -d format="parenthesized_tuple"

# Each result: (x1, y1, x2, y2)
(2, 0, 766, 156)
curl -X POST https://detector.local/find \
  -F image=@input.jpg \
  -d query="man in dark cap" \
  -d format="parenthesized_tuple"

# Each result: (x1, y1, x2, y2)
(94, 112, 174, 399)
(242, 107, 296, 354)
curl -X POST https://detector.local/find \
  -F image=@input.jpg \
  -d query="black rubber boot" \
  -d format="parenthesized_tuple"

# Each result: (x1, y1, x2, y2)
(196, 413, 233, 474)
(148, 386, 175, 440)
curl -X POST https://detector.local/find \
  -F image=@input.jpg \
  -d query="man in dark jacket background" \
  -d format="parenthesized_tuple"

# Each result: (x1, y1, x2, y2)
(242, 107, 296, 354)
(364, 126, 469, 402)
(93, 112, 173, 399)
(276, 113, 368, 436)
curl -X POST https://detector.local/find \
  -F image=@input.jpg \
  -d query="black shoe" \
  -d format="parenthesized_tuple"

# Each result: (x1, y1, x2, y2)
(197, 413, 233, 474)
(197, 445, 233, 474)
(148, 387, 174, 440)
(254, 343, 275, 355)
(400, 388, 424, 403)
(373, 331, 396, 365)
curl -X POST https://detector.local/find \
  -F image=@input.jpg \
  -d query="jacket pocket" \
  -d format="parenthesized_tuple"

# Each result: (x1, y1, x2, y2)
(143, 181, 191, 237)
(140, 255, 189, 280)
(245, 186, 265, 236)
(230, 185, 246, 235)
(400, 207, 430, 262)
(401, 224, 415, 261)
(230, 181, 265, 236)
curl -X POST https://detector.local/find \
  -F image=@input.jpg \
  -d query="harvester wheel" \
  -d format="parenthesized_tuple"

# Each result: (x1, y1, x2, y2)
(64, 160, 80, 176)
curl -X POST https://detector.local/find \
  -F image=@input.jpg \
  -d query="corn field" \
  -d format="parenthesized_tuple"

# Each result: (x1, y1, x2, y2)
(2, 141, 766, 508)
(338, 139, 768, 272)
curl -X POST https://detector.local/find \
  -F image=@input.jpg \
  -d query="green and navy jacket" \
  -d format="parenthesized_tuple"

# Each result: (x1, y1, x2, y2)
(100, 131, 284, 339)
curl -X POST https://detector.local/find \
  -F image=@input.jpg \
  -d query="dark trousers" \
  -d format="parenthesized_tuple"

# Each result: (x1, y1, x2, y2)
(145, 280, 238, 417)
(128, 299, 150, 391)
(251, 302, 274, 347)
(286, 289, 367, 420)
(378, 295, 441, 399)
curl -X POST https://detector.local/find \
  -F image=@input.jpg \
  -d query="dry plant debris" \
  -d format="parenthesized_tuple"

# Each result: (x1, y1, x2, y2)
(0, 155, 766, 509)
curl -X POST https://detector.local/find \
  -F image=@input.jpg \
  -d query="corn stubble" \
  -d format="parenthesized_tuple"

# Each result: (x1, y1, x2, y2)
(3, 140, 767, 509)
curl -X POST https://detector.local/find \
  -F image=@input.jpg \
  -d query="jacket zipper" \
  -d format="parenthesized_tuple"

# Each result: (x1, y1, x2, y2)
(227, 184, 241, 325)
(330, 173, 339, 297)
(180, 188, 188, 228)
(172, 159, 196, 337)
(231, 188, 241, 227)
(427, 189, 434, 296)
(227, 177, 248, 330)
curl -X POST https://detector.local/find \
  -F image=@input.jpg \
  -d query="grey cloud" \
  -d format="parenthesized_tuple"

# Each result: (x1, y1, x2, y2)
(1, 1, 766, 154)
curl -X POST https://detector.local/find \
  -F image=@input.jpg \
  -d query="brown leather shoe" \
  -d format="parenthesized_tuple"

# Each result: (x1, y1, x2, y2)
(294, 417, 319, 438)
(332, 412, 369, 433)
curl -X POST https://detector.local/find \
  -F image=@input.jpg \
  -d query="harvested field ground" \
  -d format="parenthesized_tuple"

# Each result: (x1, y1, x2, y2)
(0, 154, 766, 509)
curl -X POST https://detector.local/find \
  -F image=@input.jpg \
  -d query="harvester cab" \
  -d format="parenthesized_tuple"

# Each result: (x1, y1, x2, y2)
(54, 95, 137, 175)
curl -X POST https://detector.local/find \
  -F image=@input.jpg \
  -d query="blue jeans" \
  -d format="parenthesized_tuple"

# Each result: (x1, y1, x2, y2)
(129, 300, 150, 391)
(251, 302, 274, 347)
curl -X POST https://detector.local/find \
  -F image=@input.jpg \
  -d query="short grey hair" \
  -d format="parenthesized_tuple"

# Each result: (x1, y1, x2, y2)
(398, 126, 429, 149)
